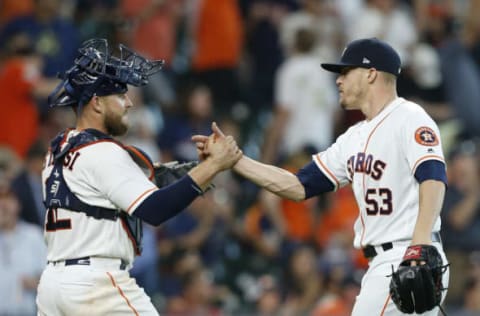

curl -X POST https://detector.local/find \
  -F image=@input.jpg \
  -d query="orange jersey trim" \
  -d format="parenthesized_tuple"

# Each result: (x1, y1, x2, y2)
(380, 294, 391, 315)
(314, 154, 340, 188)
(360, 112, 393, 247)
(412, 155, 444, 174)
(126, 187, 157, 214)
(107, 272, 139, 316)
(69, 139, 155, 180)
(124, 145, 155, 180)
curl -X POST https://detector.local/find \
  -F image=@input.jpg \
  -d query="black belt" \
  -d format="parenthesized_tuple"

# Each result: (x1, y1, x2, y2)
(65, 257, 91, 266)
(49, 257, 128, 270)
(362, 232, 442, 259)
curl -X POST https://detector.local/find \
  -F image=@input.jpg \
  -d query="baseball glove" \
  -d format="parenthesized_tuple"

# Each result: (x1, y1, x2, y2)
(154, 161, 199, 188)
(154, 161, 213, 192)
(389, 245, 448, 314)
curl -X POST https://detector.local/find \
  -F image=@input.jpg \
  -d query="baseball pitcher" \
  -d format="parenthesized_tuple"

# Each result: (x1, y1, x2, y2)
(195, 38, 449, 315)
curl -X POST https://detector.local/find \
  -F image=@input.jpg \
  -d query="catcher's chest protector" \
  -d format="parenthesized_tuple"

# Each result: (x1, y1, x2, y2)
(44, 128, 152, 255)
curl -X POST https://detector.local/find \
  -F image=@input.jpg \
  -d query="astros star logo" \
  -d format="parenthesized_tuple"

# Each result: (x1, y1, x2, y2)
(414, 127, 439, 146)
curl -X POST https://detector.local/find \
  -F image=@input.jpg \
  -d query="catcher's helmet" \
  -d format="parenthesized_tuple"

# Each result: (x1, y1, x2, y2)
(48, 38, 164, 108)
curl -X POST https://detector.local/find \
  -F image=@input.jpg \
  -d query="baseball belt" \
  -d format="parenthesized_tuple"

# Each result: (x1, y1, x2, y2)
(48, 256, 128, 270)
(362, 232, 442, 259)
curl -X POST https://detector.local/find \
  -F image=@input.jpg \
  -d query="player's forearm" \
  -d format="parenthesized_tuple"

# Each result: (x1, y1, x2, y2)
(233, 156, 306, 201)
(134, 175, 202, 226)
(412, 180, 445, 244)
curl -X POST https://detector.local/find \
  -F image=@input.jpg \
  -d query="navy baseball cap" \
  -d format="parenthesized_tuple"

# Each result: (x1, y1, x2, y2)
(321, 38, 401, 76)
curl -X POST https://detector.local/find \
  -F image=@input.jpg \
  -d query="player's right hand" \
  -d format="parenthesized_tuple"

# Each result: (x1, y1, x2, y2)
(198, 122, 243, 171)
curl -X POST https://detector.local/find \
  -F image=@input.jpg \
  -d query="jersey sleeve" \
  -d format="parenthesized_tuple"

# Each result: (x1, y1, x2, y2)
(83, 142, 158, 214)
(311, 130, 353, 190)
(401, 107, 445, 174)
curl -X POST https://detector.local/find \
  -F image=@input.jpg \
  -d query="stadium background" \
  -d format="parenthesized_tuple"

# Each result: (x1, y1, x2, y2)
(1, 0, 480, 315)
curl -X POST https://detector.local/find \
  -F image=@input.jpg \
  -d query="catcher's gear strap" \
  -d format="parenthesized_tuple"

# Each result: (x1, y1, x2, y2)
(44, 128, 146, 255)
(133, 174, 202, 226)
(44, 158, 119, 221)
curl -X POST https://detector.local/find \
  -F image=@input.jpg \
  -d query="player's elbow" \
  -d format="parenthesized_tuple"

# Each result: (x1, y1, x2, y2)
(133, 176, 202, 226)
(290, 192, 307, 202)
(275, 186, 306, 202)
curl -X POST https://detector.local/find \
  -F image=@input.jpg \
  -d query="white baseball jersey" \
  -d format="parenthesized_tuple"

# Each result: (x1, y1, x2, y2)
(313, 98, 444, 248)
(41, 130, 158, 265)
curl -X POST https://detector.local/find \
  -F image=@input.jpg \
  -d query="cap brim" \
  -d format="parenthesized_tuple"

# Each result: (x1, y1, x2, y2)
(321, 63, 358, 73)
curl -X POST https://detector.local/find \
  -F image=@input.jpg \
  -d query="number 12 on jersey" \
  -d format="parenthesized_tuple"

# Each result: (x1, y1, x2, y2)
(45, 207, 72, 231)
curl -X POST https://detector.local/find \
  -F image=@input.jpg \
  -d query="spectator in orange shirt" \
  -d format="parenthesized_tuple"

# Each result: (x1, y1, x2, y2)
(120, 0, 180, 64)
(316, 185, 369, 270)
(241, 148, 320, 260)
(241, 186, 316, 259)
(0, 32, 57, 158)
(263, 148, 319, 243)
(188, 0, 244, 115)
(0, 0, 33, 28)
(119, 0, 181, 108)
(315, 186, 357, 249)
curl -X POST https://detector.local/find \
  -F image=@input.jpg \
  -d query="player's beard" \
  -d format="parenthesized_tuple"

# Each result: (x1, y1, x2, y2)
(104, 108, 128, 136)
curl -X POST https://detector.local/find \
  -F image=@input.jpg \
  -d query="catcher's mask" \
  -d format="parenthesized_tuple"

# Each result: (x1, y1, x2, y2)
(48, 38, 164, 109)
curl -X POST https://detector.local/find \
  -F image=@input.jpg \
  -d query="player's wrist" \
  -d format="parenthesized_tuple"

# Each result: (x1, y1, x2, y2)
(188, 159, 219, 190)
(411, 229, 434, 246)
(232, 155, 247, 173)
(204, 155, 228, 173)
(411, 237, 432, 246)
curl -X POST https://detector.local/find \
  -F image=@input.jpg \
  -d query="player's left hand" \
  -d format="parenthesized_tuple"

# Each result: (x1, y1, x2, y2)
(192, 132, 210, 161)
(153, 161, 200, 188)
(389, 245, 448, 314)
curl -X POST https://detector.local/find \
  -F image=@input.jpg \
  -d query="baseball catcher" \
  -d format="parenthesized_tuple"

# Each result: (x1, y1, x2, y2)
(390, 245, 449, 315)
(36, 38, 242, 316)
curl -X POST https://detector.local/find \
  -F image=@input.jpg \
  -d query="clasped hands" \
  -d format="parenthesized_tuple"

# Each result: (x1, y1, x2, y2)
(192, 122, 243, 171)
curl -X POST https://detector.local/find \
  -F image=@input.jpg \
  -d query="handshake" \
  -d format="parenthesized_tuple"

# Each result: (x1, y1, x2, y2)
(191, 121, 243, 172)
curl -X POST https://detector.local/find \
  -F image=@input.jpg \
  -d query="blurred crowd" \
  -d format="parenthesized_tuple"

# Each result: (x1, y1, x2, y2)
(1, 0, 480, 315)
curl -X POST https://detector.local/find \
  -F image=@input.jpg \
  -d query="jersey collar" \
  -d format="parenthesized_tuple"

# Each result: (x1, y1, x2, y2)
(368, 97, 404, 124)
